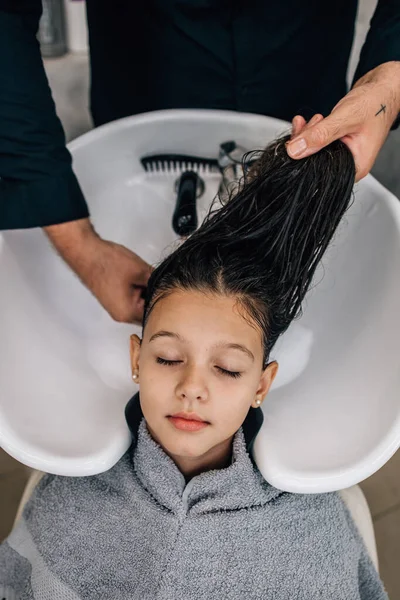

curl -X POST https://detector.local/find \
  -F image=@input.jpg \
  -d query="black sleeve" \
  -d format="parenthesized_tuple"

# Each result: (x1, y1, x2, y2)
(352, 0, 400, 130)
(0, 5, 89, 230)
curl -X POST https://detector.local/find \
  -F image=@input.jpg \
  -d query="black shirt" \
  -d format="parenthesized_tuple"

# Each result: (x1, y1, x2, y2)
(1, 0, 400, 230)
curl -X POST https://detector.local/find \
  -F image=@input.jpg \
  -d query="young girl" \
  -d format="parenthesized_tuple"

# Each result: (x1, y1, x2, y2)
(0, 136, 388, 599)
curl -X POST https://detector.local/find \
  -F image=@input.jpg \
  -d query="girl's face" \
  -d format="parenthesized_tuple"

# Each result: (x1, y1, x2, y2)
(130, 289, 277, 476)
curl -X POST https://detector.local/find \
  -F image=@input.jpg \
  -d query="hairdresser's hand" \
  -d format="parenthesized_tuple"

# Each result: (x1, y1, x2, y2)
(44, 218, 152, 324)
(287, 61, 400, 181)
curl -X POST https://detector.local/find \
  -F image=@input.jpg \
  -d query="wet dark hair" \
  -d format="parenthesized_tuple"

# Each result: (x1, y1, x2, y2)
(143, 135, 355, 366)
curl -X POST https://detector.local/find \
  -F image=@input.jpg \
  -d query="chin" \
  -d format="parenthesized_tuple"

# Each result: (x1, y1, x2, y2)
(165, 439, 203, 458)
(160, 434, 209, 459)
(149, 419, 214, 459)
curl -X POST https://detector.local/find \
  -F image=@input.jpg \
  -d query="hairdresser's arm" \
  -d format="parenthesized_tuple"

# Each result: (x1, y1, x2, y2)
(0, 5, 151, 323)
(287, 0, 400, 181)
(45, 220, 152, 323)
(287, 62, 400, 181)
(0, 4, 89, 229)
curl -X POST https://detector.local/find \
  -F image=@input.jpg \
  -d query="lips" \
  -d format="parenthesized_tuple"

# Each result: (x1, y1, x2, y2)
(170, 412, 209, 423)
(167, 412, 210, 432)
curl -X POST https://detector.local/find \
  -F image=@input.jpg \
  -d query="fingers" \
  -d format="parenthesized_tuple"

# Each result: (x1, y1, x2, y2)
(305, 113, 324, 129)
(130, 264, 154, 323)
(120, 263, 152, 324)
(110, 287, 145, 324)
(287, 113, 348, 159)
(131, 290, 146, 326)
(136, 263, 153, 287)
(291, 115, 306, 138)
(115, 267, 151, 324)
(291, 114, 323, 139)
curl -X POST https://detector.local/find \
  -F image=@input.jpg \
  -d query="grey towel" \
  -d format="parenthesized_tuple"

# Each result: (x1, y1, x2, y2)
(0, 419, 388, 599)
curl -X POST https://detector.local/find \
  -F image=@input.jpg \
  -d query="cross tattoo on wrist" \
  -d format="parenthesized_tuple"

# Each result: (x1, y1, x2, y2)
(375, 104, 386, 117)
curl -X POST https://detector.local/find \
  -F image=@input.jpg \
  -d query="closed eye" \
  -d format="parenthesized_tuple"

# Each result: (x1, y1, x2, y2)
(216, 366, 242, 379)
(156, 358, 241, 378)
(156, 357, 182, 366)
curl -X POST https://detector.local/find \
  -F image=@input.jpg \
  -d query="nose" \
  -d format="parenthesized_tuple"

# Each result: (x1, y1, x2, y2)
(176, 364, 208, 403)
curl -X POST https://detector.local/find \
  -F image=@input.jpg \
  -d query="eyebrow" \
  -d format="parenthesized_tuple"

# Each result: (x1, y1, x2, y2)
(216, 343, 255, 361)
(149, 331, 183, 343)
(149, 331, 254, 361)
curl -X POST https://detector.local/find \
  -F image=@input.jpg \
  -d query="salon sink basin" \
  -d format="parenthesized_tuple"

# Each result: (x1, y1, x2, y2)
(1, 109, 400, 493)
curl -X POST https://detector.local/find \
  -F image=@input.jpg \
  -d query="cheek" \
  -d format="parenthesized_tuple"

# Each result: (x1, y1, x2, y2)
(137, 363, 169, 417)
(140, 357, 174, 392)
(211, 381, 254, 428)
(212, 371, 258, 404)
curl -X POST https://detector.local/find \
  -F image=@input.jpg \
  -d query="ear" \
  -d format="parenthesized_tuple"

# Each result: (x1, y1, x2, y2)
(252, 361, 278, 408)
(130, 334, 141, 382)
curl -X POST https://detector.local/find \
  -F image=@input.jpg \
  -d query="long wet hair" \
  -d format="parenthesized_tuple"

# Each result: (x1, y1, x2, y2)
(143, 135, 355, 365)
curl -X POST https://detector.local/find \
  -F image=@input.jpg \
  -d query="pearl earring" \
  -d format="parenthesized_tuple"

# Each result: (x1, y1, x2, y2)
(132, 372, 139, 382)
(255, 397, 262, 407)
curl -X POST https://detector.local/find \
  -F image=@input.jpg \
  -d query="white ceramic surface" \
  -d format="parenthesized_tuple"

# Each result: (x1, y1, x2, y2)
(1, 109, 400, 492)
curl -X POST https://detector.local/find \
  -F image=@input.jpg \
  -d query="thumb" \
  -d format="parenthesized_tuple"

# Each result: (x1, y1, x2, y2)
(287, 114, 348, 159)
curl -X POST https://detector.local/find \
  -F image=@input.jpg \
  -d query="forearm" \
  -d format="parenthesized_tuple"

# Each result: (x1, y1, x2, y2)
(44, 217, 152, 324)
(44, 218, 99, 281)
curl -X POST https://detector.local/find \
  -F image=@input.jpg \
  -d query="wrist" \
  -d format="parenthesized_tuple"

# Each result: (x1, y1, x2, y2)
(353, 61, 400, 123)
(44, 217, 97, 245)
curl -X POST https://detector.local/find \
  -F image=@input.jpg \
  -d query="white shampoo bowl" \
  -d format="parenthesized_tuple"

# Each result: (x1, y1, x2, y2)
(1, 110, 400, 492)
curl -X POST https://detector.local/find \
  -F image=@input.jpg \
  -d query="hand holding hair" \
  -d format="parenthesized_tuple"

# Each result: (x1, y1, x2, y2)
(287, 61, 400, 181)
(44, 218, 152, 324)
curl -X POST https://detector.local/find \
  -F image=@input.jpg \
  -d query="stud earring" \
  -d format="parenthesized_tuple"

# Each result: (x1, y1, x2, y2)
(255, 397, 262, 407)
(132, 372, 139, 382)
